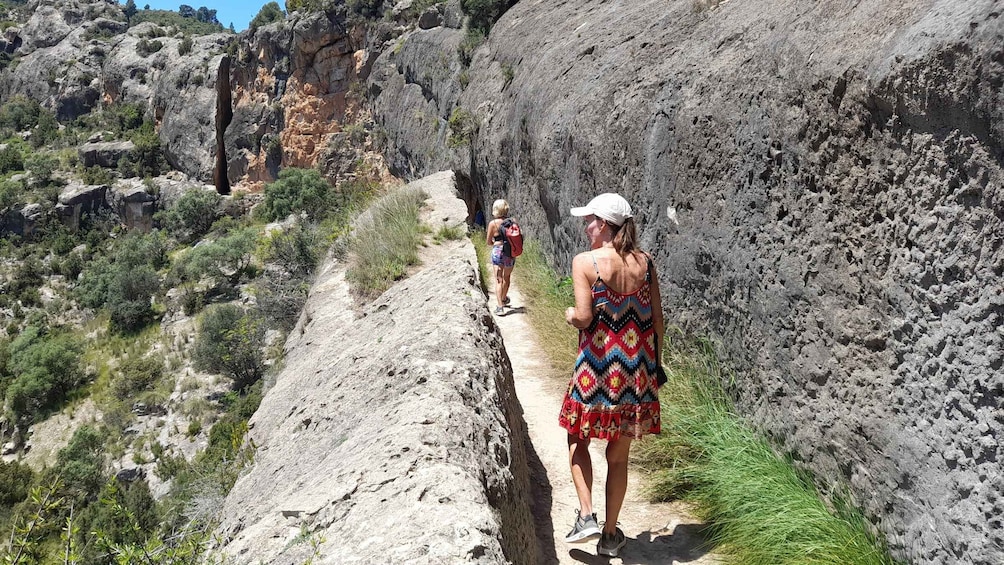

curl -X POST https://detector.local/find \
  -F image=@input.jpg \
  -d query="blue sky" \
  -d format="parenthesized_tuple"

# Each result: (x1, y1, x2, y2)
(122, 0, 269, 32)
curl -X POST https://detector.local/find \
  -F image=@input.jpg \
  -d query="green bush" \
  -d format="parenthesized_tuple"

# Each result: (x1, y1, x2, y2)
(131, 9, 223, 35)
(0, 142, 23, 174)
(447, 107, 477, 147)
(178, 35, 193, 55)
(75, 232, 166, 331)
(3, 327, 85, 424)
(0, 95, 40, 132)
(0, 460, 33, 507)
(346, 188, 427, 298)
(0, 176, 23, 210)
(112, 355, 163, 400)
(259, 168, 332, 222)
(52, 425, 107, 502)
(23, 151, 56, 185)
(171, 227, 257, 295)
(253, 224, 320, 331)
(259, 222, 320, 278)
(346, 0, 381, 20)
(459, 0, 516, 32)
(457, 27, 485, 67)
(193, 304, 265, 390)
(122, 123, 164, 178)
(106, 265, 160, 333)
(80, 165, 115, 186)
(136, 38, 163, 57)
(249, 1, 284, 29)
(285, 0, 327, 12)
(157, 188, 221, 243)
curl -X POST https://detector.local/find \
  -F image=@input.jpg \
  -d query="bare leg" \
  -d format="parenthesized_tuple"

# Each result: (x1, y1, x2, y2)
(568, 434, 594, 516)
(500, 265, 514, 304)
(603, 436, 633, 534)
(494, 264, 505, 307)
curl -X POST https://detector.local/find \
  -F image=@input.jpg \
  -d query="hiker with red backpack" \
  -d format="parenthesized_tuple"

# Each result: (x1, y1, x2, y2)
(486, 199, 523, 315)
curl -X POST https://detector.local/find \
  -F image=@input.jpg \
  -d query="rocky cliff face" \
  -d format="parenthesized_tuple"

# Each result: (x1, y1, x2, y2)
(221, 10, 380, 191)
(366, 1, 1004, 563)
(214, 172, 538, 564)
(0, 0, 229, 181)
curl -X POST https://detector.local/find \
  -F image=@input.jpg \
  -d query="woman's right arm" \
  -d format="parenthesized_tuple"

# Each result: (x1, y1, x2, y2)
(485, 220, 496, 246)
(565, 253, 596, 329)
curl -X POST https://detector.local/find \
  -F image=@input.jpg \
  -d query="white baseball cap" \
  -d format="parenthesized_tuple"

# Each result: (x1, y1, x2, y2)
(570, 193, 633, 226)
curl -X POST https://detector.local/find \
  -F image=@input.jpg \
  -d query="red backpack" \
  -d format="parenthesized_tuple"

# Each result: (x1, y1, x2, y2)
(501, 218, 523, 258)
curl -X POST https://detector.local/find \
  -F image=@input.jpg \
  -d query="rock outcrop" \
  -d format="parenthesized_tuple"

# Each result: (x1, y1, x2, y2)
(213, 172, 538, 564)
(366, 2, 1004, 563)
(0, 0, 230, 181)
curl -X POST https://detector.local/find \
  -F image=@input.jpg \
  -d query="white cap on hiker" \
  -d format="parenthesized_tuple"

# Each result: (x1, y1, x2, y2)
(570, 193, 633, 226)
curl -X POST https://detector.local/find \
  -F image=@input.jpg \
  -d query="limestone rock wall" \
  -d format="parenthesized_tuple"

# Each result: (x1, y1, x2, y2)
(213, 172, 538, 564)
(0, 0, 230, 181)
(366, 1, 1004, 563)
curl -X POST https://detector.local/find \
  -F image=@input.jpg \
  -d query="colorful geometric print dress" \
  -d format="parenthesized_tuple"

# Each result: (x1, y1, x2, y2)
(559, 254, 661, 441)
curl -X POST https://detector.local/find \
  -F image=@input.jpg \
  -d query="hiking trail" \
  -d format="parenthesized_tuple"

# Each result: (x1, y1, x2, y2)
(489, 279, 720, 565)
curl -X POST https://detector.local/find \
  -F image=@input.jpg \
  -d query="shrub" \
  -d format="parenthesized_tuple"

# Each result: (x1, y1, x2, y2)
(0, 96, 40, 132)
(457, 27, 484, 66)
(346, 188, 427, 298)
(172, 227, 257, 294)
(136, 38, 163, 57)
(23, 151, 56, 185)
(346, 0, 382, 20)
(448, 107, 477, 147)
(80, 165, 115, 186)
(131, 9, 223, 35)
(123, 123, 164, 178)
(4, 327, 85, 425)
(460, 0, 517, 32)
(285, 0, 327, 13)
(30, 109, 58, 148)
(106, 265, 160, 333)
(178, 35, 193, 55)
(193, 304, 265, 390)
(52, 425, 106, 502)
(259, 223, 320, 278)
(157, 188, 221, 243)
(259, 168, 332, 222)
(0, 142, 23, 174)
(249, 1, 284, 30)
(0, 460, 33, 507)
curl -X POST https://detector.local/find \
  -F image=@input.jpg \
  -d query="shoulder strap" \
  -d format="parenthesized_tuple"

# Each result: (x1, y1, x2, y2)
(588, 253, 600, 277)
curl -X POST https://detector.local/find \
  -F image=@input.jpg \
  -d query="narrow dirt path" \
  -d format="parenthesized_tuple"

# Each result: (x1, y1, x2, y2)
(489, 281, 720, 565)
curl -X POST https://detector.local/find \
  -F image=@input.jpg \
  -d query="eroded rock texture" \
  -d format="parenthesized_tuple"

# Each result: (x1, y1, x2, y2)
(223, 11, 371, 189)
(214, 172, 538, 564)
(367, 1, 1004, 563)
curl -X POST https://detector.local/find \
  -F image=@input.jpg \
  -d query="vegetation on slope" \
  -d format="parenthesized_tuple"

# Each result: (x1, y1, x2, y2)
(0, 82, 385, 561)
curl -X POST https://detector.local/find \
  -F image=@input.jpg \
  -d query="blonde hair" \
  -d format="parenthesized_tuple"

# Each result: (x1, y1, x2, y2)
(491, 199, 510, 219)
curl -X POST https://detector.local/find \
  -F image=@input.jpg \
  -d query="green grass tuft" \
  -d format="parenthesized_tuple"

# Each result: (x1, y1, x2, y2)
(346, 187, 427, 298)
(634, 336, 900, 565)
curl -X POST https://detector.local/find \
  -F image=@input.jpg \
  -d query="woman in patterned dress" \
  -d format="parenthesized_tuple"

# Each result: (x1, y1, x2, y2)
(560, 193, 664, 558)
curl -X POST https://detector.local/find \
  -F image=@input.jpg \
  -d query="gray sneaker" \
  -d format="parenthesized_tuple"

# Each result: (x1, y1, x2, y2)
(597, 527, 626, 557)
(564, 510, 601, 542)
